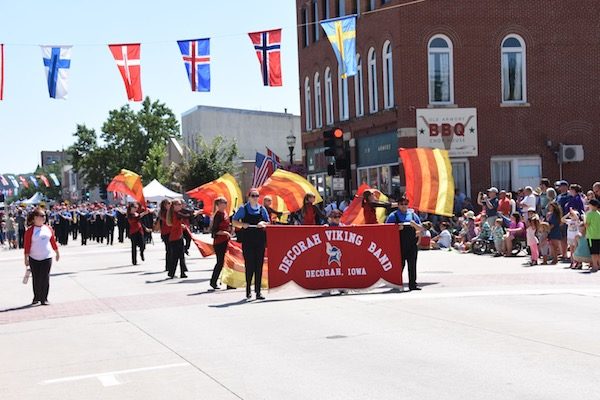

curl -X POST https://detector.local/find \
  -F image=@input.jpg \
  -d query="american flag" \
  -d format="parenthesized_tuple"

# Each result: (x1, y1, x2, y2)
(252, 151, 280, 188)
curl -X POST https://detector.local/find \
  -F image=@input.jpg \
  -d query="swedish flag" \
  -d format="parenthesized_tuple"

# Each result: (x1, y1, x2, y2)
(320, 15, 357, 79)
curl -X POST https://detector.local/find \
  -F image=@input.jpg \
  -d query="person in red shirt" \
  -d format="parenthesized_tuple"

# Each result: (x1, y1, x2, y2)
(497, 190, 512, 217)
(298, 193, 325, 225)
(166, 199, 202, 279)
(209, 197, 232, 289)
(158, 199, 172, 271)
(23, 208, 59, 305)
(127, 202, 150, 265)
(362, 189, 392, 224)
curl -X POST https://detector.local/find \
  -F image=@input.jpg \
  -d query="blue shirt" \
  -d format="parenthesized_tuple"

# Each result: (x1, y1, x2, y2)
(556, 192, 571, 214)
(485, 197, 499, 217)
(233, 203, 269, 222)
(385, 210, 422, 225)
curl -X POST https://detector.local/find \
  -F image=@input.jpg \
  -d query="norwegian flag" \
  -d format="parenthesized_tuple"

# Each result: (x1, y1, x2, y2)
(248, 29, 282, 87)
(177, 38, 210, 92)
(252, 152, 278, 188)
(108, 44, 142, 101)
(266, 147, 282, 168)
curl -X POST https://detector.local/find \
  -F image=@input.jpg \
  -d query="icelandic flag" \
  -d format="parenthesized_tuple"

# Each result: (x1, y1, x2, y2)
(177, 38, 210, 92)
(320, 16, 357, 78)
(41, 45, 72, 99)
(248, 29, 282, 86)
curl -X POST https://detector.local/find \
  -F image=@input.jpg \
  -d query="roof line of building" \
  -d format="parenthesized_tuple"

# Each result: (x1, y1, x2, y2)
(181, 105, 299, 119)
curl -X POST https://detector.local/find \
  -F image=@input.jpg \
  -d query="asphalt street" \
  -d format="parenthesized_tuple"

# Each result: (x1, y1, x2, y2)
(1, 234, 600, 400)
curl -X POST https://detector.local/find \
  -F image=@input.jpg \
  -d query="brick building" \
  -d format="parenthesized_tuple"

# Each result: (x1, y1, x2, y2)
(297, 0, 599, 201)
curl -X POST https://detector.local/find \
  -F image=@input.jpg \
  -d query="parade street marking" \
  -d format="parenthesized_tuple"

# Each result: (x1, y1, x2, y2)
(40, 363, 189, 387)
(352, 287, 600, 301)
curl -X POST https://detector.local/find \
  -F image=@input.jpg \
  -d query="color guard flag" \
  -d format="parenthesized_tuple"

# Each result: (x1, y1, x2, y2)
(186, 173, 242, 216)
(399, 148, 455, 217)
(259, 169, 323, 211)
(248, 29, 282, 86)
(320, 16, 357, 78)
(41, 45, 72, 99)
(109, 44, 142, 101)
(177, 38, 210, 92)
(48, 173, 60, 186)
(107, 169, 146, 206)
(0, 43, 4, 100)
(341, 184, 389, 225)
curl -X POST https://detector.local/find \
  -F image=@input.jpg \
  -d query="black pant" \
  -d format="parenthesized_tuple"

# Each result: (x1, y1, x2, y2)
(30, 257, 52, 302)
(118, 224, 126, 243)
(106, 225, 114, 245)
(242, 242, 266, 296)
(130, 232, 145, 265)
(168, 238, 187, 277)
(161, 234, 171, 271)
(18, 228, 25, 248)
(210, 241, 228, 286)
(401, 245, 418, 289)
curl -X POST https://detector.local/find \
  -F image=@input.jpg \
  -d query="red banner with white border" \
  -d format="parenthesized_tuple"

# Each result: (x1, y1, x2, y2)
(267, 225, 402, 290)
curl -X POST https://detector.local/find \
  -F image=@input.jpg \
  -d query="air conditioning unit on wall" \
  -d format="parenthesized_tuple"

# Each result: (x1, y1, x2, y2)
(559, 144, 584, 163)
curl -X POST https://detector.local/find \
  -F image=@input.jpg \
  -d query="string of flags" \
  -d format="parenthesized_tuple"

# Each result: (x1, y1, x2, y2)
(0, 14, 358, 102)
(0, 27, 285, 102)
(0, 173, 60, 195)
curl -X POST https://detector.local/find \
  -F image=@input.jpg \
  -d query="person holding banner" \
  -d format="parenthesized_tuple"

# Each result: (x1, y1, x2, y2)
(127, 202, 150, 266)
(386, 196, 424, 291)
(232, 188, 270, 300)
(209, 197, 232, 290)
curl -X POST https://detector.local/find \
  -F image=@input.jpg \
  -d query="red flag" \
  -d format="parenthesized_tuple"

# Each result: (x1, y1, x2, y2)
(248, 29, 282, 87)
(108, 44, 142, 101)
(191, 235, 215, 257)
(18, 175, 29, 188)
(37, 175, 50, 188)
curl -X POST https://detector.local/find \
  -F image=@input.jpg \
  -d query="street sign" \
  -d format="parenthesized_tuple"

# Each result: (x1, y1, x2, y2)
(332, 177, 345, 191)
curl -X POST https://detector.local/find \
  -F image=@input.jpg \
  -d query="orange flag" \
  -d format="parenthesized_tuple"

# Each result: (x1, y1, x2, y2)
(221, 241, 268, 289)
(259, 169, 322, 212)
(341, 184, 388, 225)
(190, 235, 215, 257)
(186, 173, 242, 215)
(398, 148, 454, 217)
(107, 169, 146, 207)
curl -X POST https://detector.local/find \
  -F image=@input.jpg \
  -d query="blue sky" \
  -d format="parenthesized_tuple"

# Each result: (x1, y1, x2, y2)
(0, 0, 300, 174)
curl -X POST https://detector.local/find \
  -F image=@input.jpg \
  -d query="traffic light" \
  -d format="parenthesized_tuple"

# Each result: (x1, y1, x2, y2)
(99, 186, 108, 200)
(323, 127, 348, 175)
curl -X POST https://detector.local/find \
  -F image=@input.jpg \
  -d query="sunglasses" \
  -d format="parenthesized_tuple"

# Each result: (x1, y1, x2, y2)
(250, 194, 260, 198)
(399, 203, 409, 206)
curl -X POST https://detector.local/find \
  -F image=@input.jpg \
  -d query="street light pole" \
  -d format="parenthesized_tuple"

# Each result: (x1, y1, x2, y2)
(286, 133, 296, 166)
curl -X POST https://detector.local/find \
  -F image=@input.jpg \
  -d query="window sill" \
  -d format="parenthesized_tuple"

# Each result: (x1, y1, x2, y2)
(427, 103, 458, 109)
(500, 102, 530, 108)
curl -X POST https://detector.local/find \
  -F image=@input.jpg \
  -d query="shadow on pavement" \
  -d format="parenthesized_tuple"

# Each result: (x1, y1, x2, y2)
(0, 304, 36, 313)
(86, 264, 135, 272)
(50, 272, 76, 277)
(208, 298, 251, 308)
(145, 277, 173, 283)
(106, 270, 144, 275)
(139, 271, 167, 275)
(169, 278, 209, 284)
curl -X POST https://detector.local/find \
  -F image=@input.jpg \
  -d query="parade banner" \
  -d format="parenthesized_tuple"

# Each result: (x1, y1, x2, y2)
(267, 225, 402, 290)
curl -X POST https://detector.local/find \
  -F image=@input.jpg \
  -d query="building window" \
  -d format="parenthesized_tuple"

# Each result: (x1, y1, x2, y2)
(302, 8, 309, 47)
(491, 156, 541, 192)
(325, 67, 334, 125)
(323, 0, 330, 19)
(313, 1, 319, 41)
(338, 65, 349, 121)
(368, 0, 376, 11)
(355, 54, 364, 117)
(367, 47, 378, 113)
(352, 0, 358, 14)
(428, 35, 454, 104)
(382, 40, 394, 109)
(304, 77, 312, 130)
(501, 35, 526, 103)
(314, 72, 323, 128)
(336, 0, 345, 17)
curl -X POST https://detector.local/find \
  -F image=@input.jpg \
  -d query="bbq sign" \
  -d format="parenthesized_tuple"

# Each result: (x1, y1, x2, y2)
(416, 108, 478, 157)
(266, 225, 402, 290)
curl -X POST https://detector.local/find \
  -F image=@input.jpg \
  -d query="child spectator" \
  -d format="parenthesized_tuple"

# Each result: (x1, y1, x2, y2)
(431, 221, 452, 250)
(419, 221, 433, 250)
(491, 218, 506, 256)
(561, 208, 581, 268)
(538, 222, 551, 265)
(572, 224, 590, 269)
(526, 215, 540, 266)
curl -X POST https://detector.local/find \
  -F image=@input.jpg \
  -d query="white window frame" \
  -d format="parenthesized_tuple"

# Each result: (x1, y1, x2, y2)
(382, 40, 394, 109)
(314, 72, 323, 128)
(325, 67, 334, 125)
(354, 54, 364, 117)
(427, 34, 454, 105)
(313, 0, 319, 41)
(490, 155, 541, 192)
(501, 34, 527, 104)
(367, 47, 378, 114)
(450, 158, 471, 197)
(304, 77, 312, 130)
(338, 65, 349, 121)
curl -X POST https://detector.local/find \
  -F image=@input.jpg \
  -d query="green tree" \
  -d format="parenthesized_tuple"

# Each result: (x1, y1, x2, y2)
(68, 97, 180, 188)
(174, 135, 239, 192)
(141, 141, 169, 185)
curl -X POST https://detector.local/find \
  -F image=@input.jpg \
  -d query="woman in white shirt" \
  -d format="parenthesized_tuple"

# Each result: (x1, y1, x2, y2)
(23, 208, 60, 305)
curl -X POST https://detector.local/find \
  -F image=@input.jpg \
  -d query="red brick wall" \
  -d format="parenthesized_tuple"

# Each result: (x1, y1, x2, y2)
(297, 0, 600, 193)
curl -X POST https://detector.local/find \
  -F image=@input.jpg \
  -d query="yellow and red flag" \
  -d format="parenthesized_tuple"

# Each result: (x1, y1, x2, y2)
(186, 173, 242, 215)
(399, 148, 454, 217)
(107, 169, 146, 206)
(340, 184, 388, 225)
(222, 241, 268, 289)
(259, 169, 322, 212)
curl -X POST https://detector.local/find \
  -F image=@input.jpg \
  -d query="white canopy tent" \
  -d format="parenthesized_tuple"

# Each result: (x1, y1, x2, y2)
(21, 192, 44, 205)
(125, 179, 183, 203)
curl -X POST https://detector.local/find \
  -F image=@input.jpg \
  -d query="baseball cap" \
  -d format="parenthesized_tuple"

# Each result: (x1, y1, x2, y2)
(554, 180, 569, 187)
(487, 187, 499, 193)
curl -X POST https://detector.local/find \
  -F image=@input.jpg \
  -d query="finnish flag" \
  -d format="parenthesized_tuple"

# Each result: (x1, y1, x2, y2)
(41, 45, 72, 99)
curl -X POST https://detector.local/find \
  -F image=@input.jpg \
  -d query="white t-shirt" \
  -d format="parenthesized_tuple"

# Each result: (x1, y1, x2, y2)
(29, 225, 56, 261)
(521, 194, 536, 213)
(566, 218, 579, 242)
(437, 230, 452, 248)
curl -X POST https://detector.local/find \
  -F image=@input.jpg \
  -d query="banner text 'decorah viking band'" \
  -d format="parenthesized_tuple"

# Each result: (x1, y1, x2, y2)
(267, 225, 402, 290)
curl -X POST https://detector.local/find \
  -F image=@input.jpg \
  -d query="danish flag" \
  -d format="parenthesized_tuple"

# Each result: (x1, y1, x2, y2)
(248, 29, 282, 87)
(109, 43, 142, 101)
